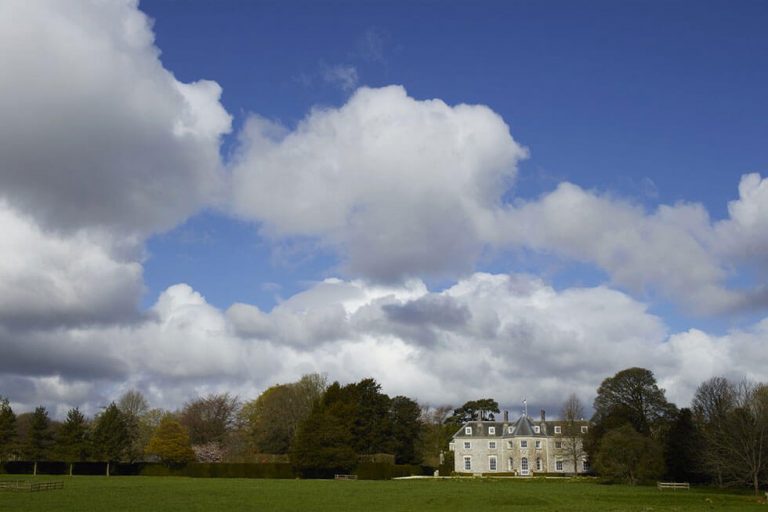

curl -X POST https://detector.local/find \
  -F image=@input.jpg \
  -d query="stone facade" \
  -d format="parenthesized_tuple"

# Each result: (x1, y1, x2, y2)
(449, 412, 590, 475)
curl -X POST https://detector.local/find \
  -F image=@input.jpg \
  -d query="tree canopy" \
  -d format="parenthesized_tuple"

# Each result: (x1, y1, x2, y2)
(55, 407, 90, 463)
(92, 403, 129, 463)
(180, 393, 240, 447)
(594, 424, 664, 485)
(445, 398, 500, 424)
(593, 367, 676, 436)
(242, 373, 327, 454)
(145, 415, 195, 466)
(0, 396, 16, 461)
(25, 406, 53, 461)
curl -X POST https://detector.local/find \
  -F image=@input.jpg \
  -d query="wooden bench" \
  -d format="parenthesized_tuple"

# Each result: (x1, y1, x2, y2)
(334, 474, 358, 480)
(657, 482, 689, 491)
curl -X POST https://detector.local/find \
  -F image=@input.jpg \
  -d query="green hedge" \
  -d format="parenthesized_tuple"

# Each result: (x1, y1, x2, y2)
(138, 463, 295, 479)
(1, 461, 295, 479)
(2, 461, 437, 480)
(183, 463, 295, 479)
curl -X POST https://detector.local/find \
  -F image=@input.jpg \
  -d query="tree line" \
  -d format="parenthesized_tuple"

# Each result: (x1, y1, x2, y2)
(0, 374, 453, 477)
(585, 368, 768, 495)
(1, 368, 766, 490)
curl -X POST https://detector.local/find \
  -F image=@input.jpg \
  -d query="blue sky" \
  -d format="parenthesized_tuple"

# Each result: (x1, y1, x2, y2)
(141, 0, 767, 321)
(1, 0, 766, 417)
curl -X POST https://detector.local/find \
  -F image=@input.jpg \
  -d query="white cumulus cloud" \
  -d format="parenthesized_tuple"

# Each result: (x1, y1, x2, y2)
(231, 85, 528, 281)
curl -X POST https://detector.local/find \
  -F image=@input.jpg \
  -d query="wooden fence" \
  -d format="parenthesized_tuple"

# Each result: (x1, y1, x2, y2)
(0, 480, 64, 492)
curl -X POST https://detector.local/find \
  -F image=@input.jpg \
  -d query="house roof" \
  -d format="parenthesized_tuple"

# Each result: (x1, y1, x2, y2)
(451, 414, 590, 439)
(512, 415, 537, 436)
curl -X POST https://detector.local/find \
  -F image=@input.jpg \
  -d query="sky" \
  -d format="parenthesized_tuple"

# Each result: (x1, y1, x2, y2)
(1, 0, 767, 419)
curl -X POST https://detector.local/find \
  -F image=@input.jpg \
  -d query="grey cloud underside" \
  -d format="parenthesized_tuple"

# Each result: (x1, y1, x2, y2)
(0, 329, 128, 380)
(3, 272, 768, 417)
(383, 295, 471, 329)
(0, 1, 230, 235)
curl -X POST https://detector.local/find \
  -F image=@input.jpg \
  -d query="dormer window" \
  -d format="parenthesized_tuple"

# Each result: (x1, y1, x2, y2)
(533, 426, 540, 434)
(581, 426, 588, 434)
(465, 426, 472, 435)
(508, 426, 514, 434)
(488, 426, 496, 435)
(554, 426, 562, 434)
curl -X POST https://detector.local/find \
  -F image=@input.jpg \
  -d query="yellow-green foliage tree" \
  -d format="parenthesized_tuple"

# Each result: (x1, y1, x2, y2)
(146, 416, 195, 466)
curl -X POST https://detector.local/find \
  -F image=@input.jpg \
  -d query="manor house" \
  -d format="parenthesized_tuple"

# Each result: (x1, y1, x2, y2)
(449, 410, 590, 475)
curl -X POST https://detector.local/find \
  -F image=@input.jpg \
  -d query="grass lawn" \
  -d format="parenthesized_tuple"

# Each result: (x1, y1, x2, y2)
(0, 475, 764, 511)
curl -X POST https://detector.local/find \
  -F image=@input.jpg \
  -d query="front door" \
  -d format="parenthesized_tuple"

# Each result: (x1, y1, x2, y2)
(521, 457, 529, 476)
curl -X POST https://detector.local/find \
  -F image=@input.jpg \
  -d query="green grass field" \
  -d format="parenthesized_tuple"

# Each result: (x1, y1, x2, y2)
(0, 475, 764, 511)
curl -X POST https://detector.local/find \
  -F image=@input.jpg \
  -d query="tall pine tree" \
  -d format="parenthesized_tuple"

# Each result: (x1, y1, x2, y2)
(0, 396, 16, 462)
(56, 407, 90, 475)
(92, 403, 129, 476)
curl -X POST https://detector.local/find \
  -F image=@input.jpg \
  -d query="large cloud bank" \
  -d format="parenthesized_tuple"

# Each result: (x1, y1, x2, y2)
(231, 85, 767, 314)
(3, 274, 766, 418)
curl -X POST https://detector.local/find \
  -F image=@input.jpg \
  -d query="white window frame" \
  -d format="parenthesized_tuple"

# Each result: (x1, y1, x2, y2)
(507, 426, 514, 434)
(520, 440, 528, 448)
(489, 456, 497, 471)
(507, 457, 514, 471)
(488, 441, 496, 449)
(464, 456, 472, 471)
(488, 426, 496, 435)
(465, 426, 472, 435)
(520, 457, 529, 476)
(534, 425, 540, 434)
(554, 425, 562, 434)
(581, 426, 588, 434)
(464, 441, 471, 449)
(555, 460, 563, 472)
(535, 440, 541, 449)
(582, 459, 590, 472)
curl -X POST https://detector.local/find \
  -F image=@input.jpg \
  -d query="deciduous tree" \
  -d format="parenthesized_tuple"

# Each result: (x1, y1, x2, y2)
(594, 424, 664, 485)
(242, 373, 327, 455)
(145, 415, 195, 466)
(694, 379, 768, 495)
(692, 376, 736, 487)
(180, 393, 240, 448)
(117, 390, 150, 462)
(593, 368, 676, 437)
(560, 393, 587, 475)
(419, 405, 453, 468)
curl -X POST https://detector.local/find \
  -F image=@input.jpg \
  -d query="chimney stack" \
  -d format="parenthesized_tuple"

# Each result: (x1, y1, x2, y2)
(540, 409, 546, 422)
(503, 410, 509, 422)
